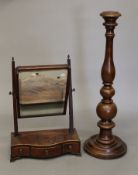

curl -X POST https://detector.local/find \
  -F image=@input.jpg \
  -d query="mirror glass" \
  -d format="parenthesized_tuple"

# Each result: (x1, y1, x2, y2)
(18, 69, 68, 117)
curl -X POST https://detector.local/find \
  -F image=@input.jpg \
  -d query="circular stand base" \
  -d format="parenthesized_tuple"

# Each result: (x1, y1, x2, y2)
(84, 135, 127, 159)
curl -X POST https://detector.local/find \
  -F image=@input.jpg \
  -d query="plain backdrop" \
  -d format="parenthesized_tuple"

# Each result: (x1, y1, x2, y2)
(0, 0, 138, 175)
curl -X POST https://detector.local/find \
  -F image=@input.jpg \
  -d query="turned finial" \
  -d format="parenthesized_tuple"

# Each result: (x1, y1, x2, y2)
(100, 11, 121, 17)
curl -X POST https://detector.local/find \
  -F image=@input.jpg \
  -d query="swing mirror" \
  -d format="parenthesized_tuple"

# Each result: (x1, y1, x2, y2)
(17, 65, 69, 118)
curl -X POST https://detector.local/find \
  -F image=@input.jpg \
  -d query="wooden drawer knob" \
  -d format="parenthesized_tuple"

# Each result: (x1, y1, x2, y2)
(19, 148, 23, 154)
(68, 145, 72, 150)
(45, 149, 48, 156)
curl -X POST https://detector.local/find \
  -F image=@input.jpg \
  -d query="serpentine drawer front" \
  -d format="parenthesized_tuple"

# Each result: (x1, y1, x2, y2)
(31, 145, 62, 158)
(12, 146, 30, 158)
(63, 143, 80, 154)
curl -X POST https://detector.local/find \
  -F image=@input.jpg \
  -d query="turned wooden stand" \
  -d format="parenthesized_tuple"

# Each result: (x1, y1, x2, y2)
(84, 11, 127, 159)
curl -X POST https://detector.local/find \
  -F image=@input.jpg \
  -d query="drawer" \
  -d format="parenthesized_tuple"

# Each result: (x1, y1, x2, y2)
(12, 146, 30, 157)
(31, 145, 62, 158)
(63, 142, 80, 154)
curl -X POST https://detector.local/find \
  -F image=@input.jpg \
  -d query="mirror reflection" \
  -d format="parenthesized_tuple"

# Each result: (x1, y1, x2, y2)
(18, 69, 68, 117)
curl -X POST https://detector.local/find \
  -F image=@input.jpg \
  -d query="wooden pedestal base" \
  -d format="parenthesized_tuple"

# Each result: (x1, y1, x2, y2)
(11, 128, 81, 161)
(84, 134, 127, 159)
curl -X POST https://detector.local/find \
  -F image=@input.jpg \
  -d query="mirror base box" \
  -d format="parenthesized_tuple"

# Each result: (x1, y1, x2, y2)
(10, 128, 81, 161)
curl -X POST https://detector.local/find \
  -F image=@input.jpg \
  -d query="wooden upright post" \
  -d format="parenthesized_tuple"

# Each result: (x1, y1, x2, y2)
(11, 57, 18, 135)
(67, 55, 74, 133)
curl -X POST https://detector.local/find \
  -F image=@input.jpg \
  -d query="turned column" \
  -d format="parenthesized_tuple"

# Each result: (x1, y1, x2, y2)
(84, 11, 127, 159)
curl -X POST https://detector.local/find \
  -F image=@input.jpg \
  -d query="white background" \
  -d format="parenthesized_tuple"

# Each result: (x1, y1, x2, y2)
(0, 0, 138, 174)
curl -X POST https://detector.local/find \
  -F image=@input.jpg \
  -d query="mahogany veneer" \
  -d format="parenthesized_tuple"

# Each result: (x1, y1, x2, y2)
(11, 128, 80, 161)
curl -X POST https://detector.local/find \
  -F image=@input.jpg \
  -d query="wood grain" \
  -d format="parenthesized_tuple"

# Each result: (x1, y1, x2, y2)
(11, 128, 81, 161)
